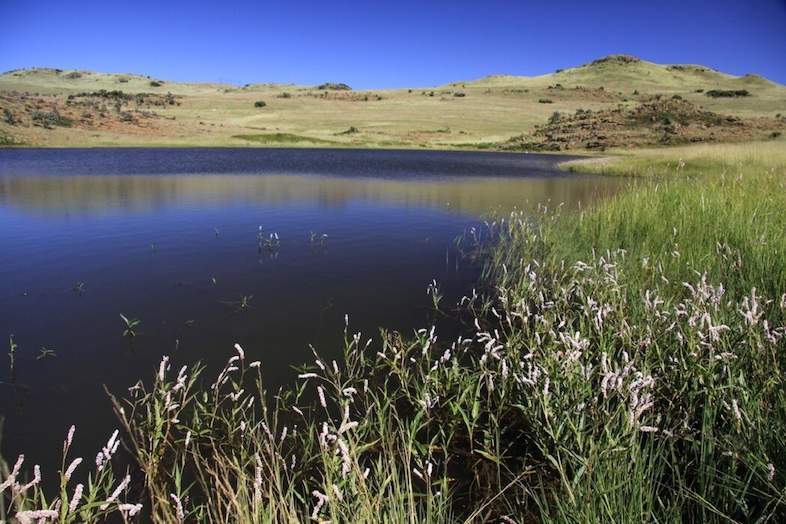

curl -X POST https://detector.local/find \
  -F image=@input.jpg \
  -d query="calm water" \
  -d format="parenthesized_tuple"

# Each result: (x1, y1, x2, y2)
(0, 147, 624, 478)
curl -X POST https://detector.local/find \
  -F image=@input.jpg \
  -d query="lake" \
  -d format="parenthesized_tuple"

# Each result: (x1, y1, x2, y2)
(0, 147, 624, 479)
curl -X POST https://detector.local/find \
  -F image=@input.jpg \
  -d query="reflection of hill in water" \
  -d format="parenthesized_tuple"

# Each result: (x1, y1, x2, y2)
(0, 174, 627, 217)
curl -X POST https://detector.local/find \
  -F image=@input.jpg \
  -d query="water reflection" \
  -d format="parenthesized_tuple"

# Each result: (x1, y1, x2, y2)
(0, 173, 618, 216)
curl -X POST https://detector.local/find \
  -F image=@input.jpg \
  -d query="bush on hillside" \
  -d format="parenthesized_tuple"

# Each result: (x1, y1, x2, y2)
(706, 89, 750, 98)
(317, 82, 351, 91)
(3, 108, 17, 125)
(31, 108, 73, 129)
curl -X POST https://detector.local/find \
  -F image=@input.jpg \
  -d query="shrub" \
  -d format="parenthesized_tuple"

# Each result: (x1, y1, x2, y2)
(705, 89, 750, 98)
(453, 92, 466, 97)
(254, 100, 267, 108)
(548, 111, 562, 124)
(538, 98, 553, 104)
(277, 92, 292, 99)
(31, 108, 73, 128)
(0, 132, 21, 145)
(149, 80, 163, 87)
(3, 108, 17, 125)
(771, 131, 783, 139)
(336, 126, 359, 135)
(317, 82, 351, 91)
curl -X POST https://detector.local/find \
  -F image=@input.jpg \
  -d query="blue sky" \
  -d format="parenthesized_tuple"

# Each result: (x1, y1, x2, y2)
(1, 0, 785, 88)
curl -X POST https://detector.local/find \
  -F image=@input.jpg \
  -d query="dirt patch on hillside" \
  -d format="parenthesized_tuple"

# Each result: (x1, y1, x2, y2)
(0, 91, 180, 136)
(504, 97, 784, 151)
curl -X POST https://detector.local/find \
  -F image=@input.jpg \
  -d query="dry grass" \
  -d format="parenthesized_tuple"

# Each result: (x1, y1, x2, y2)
(561, 137, 786, 176)
(1, 56, 784, 148)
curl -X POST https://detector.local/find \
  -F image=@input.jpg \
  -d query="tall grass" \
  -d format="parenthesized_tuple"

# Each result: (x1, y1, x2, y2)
(558, 139, 786, 300)
(2, 141, 785, 522)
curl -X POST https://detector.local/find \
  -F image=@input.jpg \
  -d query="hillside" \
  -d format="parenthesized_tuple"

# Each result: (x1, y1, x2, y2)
(1, 55, 784, 149)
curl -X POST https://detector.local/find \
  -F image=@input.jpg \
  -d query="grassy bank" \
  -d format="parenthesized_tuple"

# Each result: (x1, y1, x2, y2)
(558, 140, 786, 299)
(485, 139, 786, 521)
(2, 141, 786, 523)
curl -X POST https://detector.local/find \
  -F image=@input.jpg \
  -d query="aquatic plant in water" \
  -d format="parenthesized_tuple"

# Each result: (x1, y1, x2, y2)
(7, 334, 17, 375)
(426, 279, 443, 311)
(263, 233, 280, 251)
(308, 231, 329, 247)
(119, 314, 141, 339)
(36, 346, 57, 360)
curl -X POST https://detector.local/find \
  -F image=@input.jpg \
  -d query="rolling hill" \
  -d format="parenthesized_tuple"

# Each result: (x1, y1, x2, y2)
(1, 54, 784, 149)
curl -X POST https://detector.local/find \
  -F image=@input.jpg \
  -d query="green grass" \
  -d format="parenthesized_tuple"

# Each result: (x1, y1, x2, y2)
(481, 140, 786, 521)
(557, 140, 786, 300)
(232, 132, 339, 145)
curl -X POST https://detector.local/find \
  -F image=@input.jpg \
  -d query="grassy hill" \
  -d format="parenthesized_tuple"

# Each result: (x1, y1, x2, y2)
(1, 55, 784, 149)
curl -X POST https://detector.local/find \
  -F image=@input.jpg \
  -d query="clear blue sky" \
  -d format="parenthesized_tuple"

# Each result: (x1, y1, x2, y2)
(1, 0, 785, 88)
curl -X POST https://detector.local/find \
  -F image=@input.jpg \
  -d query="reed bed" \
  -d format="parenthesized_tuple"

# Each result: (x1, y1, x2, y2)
(2, 141, 786, 522)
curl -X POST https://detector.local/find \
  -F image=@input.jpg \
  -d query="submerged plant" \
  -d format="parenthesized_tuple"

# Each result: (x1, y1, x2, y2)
(7, 334, 17, 376)
(308, 231, 329, 247)
(426, 279, 443, 311)
(36, 346, 56, 360)
(222, 295, 255, 313)
(119, 314, 141, 339)
(238, 295, 253, 311)
(263, 233, 280, 251)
